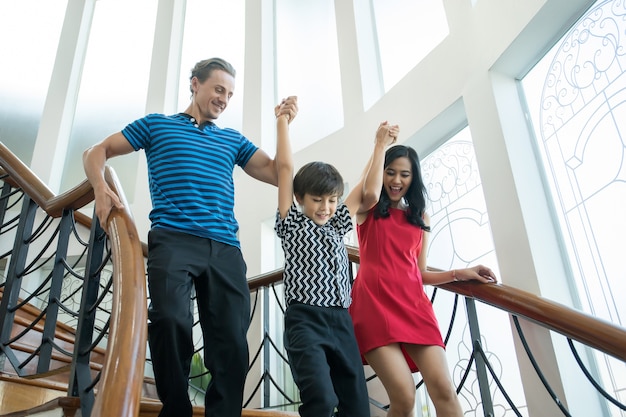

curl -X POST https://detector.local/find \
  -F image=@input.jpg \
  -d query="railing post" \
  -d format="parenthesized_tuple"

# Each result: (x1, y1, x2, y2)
(0, 196, 38, 372)
(263, 285, 270, 408)
(465, 297, 495, 416)
(37, 208, 74, 373)
(68, 214, 107, 416)
(0, 181, 12, 226)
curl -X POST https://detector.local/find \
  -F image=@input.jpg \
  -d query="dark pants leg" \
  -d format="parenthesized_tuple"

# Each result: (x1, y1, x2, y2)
(193, 240, 250, 417)
(285, 304, 370, 417)
(147, 230, 195, 417)
(328, 310, 370, 417)
(147, 230, 250, 417)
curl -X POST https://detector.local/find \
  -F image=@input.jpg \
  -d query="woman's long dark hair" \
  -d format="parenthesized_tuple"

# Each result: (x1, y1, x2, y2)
(373, 145, 430, 231)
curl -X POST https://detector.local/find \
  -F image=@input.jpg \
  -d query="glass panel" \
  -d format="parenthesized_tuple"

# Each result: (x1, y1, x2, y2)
(178, 0, 246, 131)
(61, 0, 158, 195)
(521, 0, 625, 328)
(276, 0, 344, 151)
(422, 129, 499, 274)
(0, 1, 67, 164)
(521, 0, 626, 408)
(421, 129, 525, 415)
(372, 0, 448, 92)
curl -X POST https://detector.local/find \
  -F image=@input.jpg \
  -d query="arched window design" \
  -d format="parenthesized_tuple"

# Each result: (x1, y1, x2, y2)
(522, 0, 626, 405)
(523, 0, 626, 329)
(420, 129, 525, 415)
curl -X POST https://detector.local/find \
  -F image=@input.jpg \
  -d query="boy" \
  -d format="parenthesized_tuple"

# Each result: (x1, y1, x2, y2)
(273, 101, 398, 417)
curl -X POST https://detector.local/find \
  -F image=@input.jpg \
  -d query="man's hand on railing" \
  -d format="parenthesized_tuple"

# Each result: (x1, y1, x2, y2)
(93, 182, 124, 234)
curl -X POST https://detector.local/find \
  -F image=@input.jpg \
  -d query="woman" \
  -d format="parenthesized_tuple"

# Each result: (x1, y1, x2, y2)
(348, 140, 497, 417)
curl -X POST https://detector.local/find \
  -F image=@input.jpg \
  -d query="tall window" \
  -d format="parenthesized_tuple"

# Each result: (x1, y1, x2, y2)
(62, 0, 158, 194)
(0, 1, 67, 164)
(521, 0, 626, 407)
(522, 0, 625, 329)
(275, 0, 344, 151)
(178, 0, 246, 131)
(354, 0, 448, 110)
(420, 130, 526, 415)
(422, 129, 499, 275)
(372, 0, 448, 92)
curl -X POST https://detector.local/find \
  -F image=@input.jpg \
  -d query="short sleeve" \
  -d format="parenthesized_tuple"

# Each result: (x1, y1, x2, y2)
(329, 203, 353, 237)
(274, 203, 300, 238)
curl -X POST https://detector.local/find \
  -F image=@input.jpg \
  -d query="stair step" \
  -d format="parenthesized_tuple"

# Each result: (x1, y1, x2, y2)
(0, 375, 69, 416)
(2, 369, 297, 417)
(242, 410, 299, 416)
(0, 396, 80, 417)
(0, 384, 300, 417)
(138, 398, 298, 417)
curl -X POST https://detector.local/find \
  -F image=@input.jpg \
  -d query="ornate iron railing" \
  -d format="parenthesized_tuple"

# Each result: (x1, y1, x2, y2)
(1, 142, 625, 417)
(0, 142, 147, 417)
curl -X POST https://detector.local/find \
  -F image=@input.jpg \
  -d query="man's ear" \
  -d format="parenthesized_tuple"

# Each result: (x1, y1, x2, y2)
(294, 193, 303, 205)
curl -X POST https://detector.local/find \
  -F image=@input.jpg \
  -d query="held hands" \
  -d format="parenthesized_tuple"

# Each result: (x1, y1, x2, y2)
(454, 265, 497, 284)
(275, 96, 298, 123)
(375, 121, 399, 147)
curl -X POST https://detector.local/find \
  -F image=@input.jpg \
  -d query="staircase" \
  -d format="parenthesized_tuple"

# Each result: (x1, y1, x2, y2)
(0, 293, 296, 417)
(3, 143, 625, 416)
(0, 289, 93, 415)
(0, 374, 298, 416)
(0, 386, 295, 417)
(0, 289, 146, 416)
(0, 144, 298, 416)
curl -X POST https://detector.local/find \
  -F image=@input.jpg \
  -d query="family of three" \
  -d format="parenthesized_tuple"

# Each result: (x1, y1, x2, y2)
(83, 57, 497, 417)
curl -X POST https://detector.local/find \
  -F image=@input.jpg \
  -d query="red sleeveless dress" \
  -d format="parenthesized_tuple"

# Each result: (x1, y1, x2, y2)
(349, 208, 444, 372)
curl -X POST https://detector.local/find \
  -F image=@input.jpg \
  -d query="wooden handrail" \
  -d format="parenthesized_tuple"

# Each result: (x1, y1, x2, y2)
(91, 167, 147, 417)
(0, 143, 94, 217)
(0, 141, 147, 417)
(438, 280, 626, 362)
(3, 140, 625, 414)
(249, 250, 626, 363)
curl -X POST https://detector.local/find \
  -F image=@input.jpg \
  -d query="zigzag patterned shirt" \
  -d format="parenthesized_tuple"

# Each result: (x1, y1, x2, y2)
(275, 202, 353, 308)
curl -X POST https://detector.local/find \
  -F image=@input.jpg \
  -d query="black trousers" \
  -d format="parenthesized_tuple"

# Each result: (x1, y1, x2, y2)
(284, 303, 370, 417)
(147, 229, 250, 417)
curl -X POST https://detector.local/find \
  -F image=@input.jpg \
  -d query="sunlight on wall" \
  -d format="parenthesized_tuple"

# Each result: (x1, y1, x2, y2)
(372, 0, 448, 92)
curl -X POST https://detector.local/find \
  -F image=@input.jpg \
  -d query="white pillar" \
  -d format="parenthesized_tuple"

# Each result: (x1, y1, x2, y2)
(31, 0, 96, 193)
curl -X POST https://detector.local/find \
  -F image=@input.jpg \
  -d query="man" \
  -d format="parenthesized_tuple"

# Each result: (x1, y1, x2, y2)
(83, 57, 298, 417)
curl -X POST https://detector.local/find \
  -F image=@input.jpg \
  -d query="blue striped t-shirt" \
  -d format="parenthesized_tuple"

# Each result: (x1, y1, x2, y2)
(122, 113, 258, 248)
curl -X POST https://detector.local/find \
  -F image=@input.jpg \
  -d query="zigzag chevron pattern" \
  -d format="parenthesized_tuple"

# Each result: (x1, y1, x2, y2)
(276, 203, 353, 308)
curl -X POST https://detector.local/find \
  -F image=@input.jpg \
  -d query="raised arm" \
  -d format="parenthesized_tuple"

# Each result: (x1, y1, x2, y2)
(344, 121, 398, 221)
(275, 101, 294, 219)
(244, 96, 298, 186)
(83, 131, 135, 233)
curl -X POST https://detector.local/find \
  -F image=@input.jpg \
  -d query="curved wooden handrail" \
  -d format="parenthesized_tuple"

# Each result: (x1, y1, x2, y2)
(437, 280, 626, 362)
(0, 143, 94, 217)
(91, 167, 147, 417)
(0, 141, 147, 417)
(3, 140, 625, 412)
(249, 248, 626, 363)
